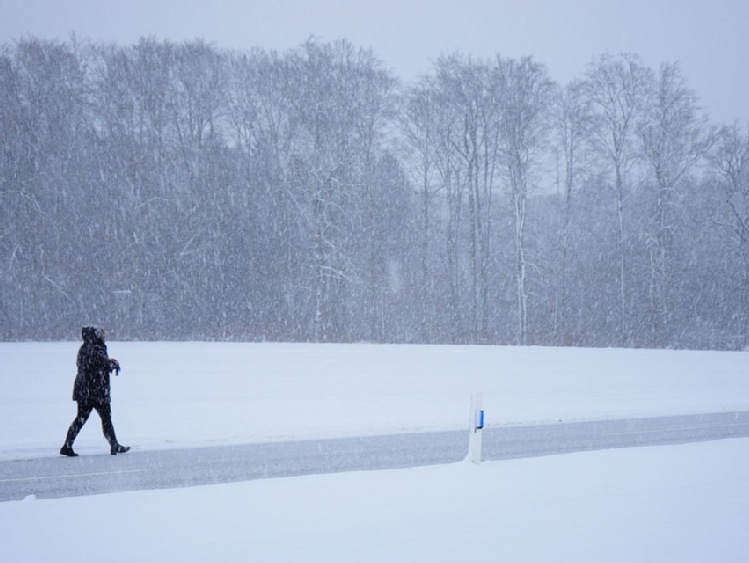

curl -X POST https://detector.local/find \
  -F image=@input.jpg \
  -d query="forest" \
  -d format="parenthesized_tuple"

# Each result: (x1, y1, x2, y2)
(1, 36, 748, 349)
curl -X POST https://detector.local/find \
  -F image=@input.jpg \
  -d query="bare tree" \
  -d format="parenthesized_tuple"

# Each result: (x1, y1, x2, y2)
(552, 78, 594, 344)
(711, 124, 749, 347)
(496, 56, 555, 345)
(285, 39, 397, 340)
(224, 48, 305, 338)
(585, 53, 653, 344)
(424, 62, 466, 340)
(425, 54, 509, 341)
(5, 38, 93, 334)
(401, 85, 443, 340)
(638, 61, 713, 345)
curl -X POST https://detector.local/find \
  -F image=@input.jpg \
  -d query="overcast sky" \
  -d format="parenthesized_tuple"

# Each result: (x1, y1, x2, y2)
(1, 0, 746, 125)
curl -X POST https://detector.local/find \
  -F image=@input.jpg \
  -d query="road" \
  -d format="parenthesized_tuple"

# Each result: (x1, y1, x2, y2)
(2, 411, 749, 502)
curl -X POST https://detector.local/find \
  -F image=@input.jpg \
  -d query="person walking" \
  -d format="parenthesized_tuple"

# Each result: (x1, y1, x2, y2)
(60, 326, 130, 456)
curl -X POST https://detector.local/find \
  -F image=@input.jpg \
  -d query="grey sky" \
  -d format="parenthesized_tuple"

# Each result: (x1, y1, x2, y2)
(1, 0, 746, 124)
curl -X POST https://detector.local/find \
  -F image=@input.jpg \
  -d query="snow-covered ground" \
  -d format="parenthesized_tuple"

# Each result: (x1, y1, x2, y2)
(2, 342, 749, 561)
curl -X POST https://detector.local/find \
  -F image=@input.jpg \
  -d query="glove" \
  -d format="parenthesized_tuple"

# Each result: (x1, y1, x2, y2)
(109, 358, 121, 375)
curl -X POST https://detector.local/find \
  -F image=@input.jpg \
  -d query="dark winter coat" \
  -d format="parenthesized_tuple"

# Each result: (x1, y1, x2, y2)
(72, 326, 118, 405)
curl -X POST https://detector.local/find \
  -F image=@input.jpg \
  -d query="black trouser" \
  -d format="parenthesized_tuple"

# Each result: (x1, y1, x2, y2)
(64, 402, 118, 447)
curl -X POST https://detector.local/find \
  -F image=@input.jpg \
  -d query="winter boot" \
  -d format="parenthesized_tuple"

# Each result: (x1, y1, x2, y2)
(111, 444, 130, 455)
(60, 445, 78, 457)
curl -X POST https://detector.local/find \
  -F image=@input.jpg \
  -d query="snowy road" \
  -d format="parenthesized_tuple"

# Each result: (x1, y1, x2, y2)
(2, 411, 749, 502)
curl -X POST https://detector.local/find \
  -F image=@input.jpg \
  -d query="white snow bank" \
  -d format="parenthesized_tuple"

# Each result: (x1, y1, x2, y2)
(1, 342, 749, 459)
(3, 438, 748, 562)
(2, 342, 749, 561)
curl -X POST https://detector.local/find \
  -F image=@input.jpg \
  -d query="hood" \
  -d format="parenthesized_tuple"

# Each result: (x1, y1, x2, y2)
(81, 325, 105, 344)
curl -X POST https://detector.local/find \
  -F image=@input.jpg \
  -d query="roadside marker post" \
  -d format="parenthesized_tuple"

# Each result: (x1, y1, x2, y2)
(469, 392, 484, 464)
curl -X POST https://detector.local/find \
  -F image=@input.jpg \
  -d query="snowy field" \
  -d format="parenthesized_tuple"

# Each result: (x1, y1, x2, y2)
(2, 342, 749, 561)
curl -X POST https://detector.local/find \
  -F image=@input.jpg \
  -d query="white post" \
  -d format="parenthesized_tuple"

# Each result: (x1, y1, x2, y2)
(468, 392, 484, 464)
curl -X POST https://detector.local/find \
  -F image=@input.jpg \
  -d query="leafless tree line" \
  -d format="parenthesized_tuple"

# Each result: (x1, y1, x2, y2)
(1, 36, 747, 348)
